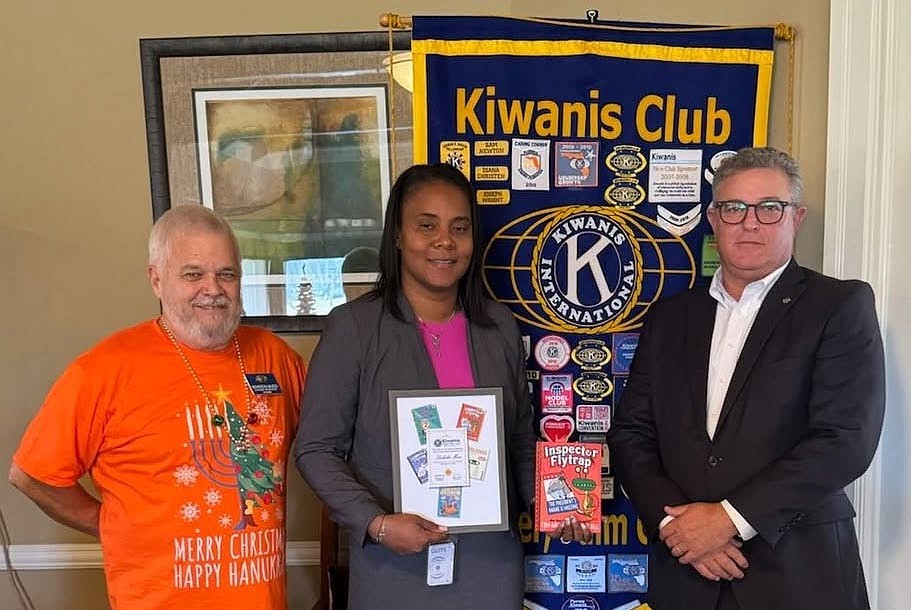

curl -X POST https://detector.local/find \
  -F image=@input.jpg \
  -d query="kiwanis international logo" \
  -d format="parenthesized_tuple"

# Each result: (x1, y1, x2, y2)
(481, 205, 698, 334)
(532, 207, 642, 331)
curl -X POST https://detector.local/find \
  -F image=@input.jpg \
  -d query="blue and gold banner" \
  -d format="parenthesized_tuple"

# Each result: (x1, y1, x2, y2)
(413, 15, 775, 610)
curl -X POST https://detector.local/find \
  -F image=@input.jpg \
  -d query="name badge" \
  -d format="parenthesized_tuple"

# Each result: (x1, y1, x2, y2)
(426, 540, 456, 586)
(244, 373, 282, 395)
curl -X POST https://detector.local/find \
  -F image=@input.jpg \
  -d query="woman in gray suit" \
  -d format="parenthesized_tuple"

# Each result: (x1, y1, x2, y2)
(295, 163, 542, 609)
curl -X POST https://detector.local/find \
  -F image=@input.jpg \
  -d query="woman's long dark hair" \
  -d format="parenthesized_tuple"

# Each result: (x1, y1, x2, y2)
(372, 163, 493, 325)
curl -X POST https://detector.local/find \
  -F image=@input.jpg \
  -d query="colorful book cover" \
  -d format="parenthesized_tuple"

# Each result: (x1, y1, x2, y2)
(457, 403, 486, 441)
(468, 444, 490, 480)
(535, 442, 602, 533)
(437, 487, 462, 518)
(406, 448, 429, 484)
(411, 403, 442, 445)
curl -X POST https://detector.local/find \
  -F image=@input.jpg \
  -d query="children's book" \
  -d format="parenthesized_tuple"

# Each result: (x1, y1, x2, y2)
(535, 441, 602, 533)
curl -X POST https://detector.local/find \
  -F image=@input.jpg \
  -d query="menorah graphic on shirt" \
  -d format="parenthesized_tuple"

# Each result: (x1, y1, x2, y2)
(183, 391, 282, 530)
(185, 401, 237, 485)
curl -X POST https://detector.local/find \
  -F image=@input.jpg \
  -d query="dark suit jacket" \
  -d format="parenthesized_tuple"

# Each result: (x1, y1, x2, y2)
(607, 260, 885, 610)
(294, 293, 536, 609)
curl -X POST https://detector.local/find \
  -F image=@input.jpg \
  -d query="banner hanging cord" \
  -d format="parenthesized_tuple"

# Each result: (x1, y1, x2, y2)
(386, 22, 397, 178)
(382, 14, 412, 178)
(379, 13, 796, 35)
(774, 24, 797, 155)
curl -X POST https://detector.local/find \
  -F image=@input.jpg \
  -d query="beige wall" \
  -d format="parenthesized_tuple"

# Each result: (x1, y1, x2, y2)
(0, 1, 827, 608)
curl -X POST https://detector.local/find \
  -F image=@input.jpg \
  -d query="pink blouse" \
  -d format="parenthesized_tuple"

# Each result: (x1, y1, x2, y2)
(416, 311, 475, 389)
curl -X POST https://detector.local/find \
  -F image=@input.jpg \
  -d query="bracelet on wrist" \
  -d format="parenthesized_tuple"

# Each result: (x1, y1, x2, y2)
(375, 514, 387, 545)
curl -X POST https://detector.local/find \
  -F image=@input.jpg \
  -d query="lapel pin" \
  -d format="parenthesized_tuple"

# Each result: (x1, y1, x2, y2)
(782, 297, 792, 304)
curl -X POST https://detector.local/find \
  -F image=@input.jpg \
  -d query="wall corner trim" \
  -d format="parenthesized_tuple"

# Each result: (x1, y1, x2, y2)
(826, 1, 899, 607)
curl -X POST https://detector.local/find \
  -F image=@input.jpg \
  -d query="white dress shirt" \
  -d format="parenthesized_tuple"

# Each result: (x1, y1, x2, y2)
(708, 260, 789, 540)
(660, 260, 789, 541)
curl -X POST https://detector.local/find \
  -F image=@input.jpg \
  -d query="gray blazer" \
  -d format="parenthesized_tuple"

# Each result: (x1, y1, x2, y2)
(294, 293, 536, 546)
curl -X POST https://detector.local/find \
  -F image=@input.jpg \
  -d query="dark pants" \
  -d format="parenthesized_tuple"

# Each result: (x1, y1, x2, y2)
(717, 581, 741, 610)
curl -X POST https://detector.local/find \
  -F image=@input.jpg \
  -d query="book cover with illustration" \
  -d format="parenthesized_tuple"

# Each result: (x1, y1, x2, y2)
(535, 442, 602, 533)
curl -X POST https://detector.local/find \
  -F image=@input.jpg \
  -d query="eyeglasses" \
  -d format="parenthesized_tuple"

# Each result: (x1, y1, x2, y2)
(712, 199, 792, 225)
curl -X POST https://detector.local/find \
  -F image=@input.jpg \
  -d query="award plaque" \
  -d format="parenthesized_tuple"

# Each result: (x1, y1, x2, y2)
(389, 387, 509, 533)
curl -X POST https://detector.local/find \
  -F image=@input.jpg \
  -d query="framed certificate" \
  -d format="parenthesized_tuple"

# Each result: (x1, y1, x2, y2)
(389, 388, 509, 534)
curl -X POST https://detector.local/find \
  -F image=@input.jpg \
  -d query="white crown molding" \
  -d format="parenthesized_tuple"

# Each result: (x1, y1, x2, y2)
(0, 541, 319, 571)
(825, 1, 898, 607)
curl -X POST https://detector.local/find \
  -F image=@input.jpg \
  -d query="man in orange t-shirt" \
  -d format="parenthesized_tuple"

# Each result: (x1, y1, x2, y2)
(9, 205, 306, 610)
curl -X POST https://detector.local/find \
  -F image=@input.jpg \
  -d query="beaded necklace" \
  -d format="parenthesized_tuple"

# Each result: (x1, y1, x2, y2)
(159, 317, 257, 450)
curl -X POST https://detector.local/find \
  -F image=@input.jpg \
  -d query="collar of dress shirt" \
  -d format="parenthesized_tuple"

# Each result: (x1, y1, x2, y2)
(709, 259, 791, 309)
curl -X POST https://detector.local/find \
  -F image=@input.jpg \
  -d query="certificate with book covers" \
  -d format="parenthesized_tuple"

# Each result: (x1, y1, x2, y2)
(389, 388, 509, 533)
(535, 441, 602, 533)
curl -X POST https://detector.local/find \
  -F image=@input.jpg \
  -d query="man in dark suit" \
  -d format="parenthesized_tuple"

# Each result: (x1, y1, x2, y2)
(607, 147, 885, 610)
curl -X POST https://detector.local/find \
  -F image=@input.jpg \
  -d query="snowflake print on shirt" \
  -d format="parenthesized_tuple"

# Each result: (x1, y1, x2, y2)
(203, 488, 223, 506)
(269, 430, 284, 447)
(250, 396, 273, 425)
(173, 464, 200, 487)
(179, 502, 201, 522)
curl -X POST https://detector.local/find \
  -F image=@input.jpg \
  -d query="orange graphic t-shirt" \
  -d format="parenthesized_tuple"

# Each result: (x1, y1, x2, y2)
(14, 320, 305, 610)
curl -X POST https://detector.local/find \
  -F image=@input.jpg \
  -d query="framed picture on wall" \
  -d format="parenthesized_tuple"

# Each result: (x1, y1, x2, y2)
(140, 31, 412, 332)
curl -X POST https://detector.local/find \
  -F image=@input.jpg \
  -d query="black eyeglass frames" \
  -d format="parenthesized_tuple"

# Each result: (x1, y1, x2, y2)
(711, 199, 792, 224)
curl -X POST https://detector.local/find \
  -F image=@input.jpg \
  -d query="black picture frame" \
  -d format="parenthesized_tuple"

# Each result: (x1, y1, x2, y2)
(140, 31, 411, 332)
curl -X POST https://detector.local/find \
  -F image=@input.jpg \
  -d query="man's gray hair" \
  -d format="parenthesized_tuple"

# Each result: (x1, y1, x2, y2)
(148, 205, 240, 267)
(712, 146, 804, 203)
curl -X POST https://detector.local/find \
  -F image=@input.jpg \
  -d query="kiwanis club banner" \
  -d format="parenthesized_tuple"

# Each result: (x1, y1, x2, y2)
(412, 15, 775, 610)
